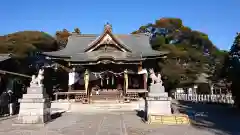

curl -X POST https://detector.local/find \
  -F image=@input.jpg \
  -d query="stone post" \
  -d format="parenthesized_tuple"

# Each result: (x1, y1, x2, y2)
(210, 85, 214, 95)
(193, 85, 198, 94)
(9, 103, 13, 116)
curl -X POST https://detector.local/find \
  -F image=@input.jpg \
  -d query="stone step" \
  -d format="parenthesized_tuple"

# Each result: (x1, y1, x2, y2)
(19, 98, 48, 103)
(92, 100, 121, 104)
(27, 86, 46, 94)
(70, 102, 140, 112)
(91, 95, 120, 101)
(23, 94, 47, 99)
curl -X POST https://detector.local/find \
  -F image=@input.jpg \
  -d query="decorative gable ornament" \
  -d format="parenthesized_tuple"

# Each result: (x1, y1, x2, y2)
(104, 22, 112, 32)
(100, 34, 113, 45)
(84, 23, 132, 53)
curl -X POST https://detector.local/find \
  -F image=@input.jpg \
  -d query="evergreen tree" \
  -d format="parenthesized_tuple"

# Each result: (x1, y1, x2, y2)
(227, 32, 240, 107)
(74, 28, 81, 34)
(229, 33, 240, 75)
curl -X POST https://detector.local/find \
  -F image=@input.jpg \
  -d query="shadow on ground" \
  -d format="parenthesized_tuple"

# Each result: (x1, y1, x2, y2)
(48, 111, 66, 123)
(178, 101, 240, 135)
(51, 112, 64, 120)
(136, 110, 147, 122)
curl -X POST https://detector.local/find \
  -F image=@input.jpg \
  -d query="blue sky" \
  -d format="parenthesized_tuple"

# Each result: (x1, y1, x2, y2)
(0, 0, 239, 50)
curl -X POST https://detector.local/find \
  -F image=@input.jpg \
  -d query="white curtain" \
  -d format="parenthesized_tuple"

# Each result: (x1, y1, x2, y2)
(138, 68, 148, 82)
(68, 72, 80, 86)
(138, 69, 147, 74)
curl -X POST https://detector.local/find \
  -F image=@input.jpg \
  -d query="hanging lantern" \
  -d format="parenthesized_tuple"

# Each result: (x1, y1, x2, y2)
(106, 77, 109, 85)
(101, 78, 103, 86)
(112, 76, 114, 85)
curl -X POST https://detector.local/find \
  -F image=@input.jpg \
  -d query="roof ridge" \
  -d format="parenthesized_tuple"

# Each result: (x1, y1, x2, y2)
(70, 34, 98, 38)
(131, 33, 151, 36)
(0, 53, 12, 57)
(69, 33, 150, 38)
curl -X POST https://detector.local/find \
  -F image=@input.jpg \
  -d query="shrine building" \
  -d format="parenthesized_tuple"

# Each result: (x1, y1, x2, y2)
(42, 23, 168, 103)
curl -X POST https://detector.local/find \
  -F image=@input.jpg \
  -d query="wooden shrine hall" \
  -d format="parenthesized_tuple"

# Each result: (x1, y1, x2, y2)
(42, 23, 168, 103)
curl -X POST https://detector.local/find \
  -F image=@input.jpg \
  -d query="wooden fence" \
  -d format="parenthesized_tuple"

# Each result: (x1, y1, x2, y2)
(173, 93, 234, 104)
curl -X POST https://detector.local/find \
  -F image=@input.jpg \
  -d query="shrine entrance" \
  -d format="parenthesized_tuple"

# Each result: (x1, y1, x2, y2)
(90, 71, 124, 101)
(84, 63, 127, 102)
(64, 61, 148, 103)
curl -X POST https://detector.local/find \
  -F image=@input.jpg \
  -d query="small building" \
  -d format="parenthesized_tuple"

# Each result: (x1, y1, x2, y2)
(42, 23, 168, 102)
(0, 54, 30, 98)
(0, 54, 12, 93)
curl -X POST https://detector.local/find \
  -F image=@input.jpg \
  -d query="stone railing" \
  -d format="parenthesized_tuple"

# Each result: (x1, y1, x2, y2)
(173, 93, 235, 104)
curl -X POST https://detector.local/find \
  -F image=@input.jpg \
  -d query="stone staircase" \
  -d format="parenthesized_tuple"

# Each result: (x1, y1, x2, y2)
(54, 90, 143, 113)
(69, 101, 140, 112)
(91, 90, 121, 101)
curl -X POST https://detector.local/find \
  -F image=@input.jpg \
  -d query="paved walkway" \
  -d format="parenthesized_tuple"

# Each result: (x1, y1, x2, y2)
(0, 112, 220, 135)
(0, 102, 239, 135)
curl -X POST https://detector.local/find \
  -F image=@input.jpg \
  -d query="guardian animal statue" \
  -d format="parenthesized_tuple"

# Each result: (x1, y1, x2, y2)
(149, 68, 162, 85)
(30, 69, 44, 87)
(30, 75, 38, 86)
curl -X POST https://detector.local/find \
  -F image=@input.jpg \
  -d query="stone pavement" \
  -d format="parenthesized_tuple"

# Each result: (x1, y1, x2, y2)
(0, 111, 220, 135)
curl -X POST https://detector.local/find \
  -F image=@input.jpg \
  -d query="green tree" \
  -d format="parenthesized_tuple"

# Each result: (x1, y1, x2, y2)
(150, 35, 165, 49)
(0, 31, 58, 57)
(74, 28, 81, 34)
(132, 17, 226, 90)
(222, 33, 240, 107)
(55, 29, 71, 49)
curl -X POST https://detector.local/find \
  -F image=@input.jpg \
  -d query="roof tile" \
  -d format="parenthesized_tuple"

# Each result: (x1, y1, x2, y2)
(43, 33, 168, 58)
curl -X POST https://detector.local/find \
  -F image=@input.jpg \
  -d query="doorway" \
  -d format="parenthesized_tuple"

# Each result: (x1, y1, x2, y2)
(90, 73, 124, 101)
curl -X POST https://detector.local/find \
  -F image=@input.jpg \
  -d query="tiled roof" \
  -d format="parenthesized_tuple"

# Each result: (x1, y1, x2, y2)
(43, 33, 168, 60)
(0, 54, 11, 62)
(67, 50, 143, 62)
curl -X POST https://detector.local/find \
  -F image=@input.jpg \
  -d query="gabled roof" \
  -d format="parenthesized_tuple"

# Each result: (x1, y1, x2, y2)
(84, 23, 132, 52)
(43, 24, 168, 61)
(65, 50, 143, 62)
(0, 54, 11, 62)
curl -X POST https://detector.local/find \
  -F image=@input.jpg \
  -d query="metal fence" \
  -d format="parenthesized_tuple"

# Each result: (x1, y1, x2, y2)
(173, 93, 235, 104)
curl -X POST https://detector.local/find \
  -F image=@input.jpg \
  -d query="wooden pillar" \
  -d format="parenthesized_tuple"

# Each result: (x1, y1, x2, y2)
(67, 94, 70, 100)
(138, 61, 147, 90)
(68, 85, 73, 91)
(138, 62, 143, 72)
(124, 69, 128, 95)
(84, 69, 90, 102)
(55, 93, 58, 101)
(143, 73, 147, 90)
(84, 69, 89, 93)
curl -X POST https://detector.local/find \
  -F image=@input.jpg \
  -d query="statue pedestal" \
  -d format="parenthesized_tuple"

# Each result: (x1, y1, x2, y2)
(16, 86, 51, 125)
(146, 83, 172, 122)
(148, 83, 168, 97)
(146, 97, 171, 115)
